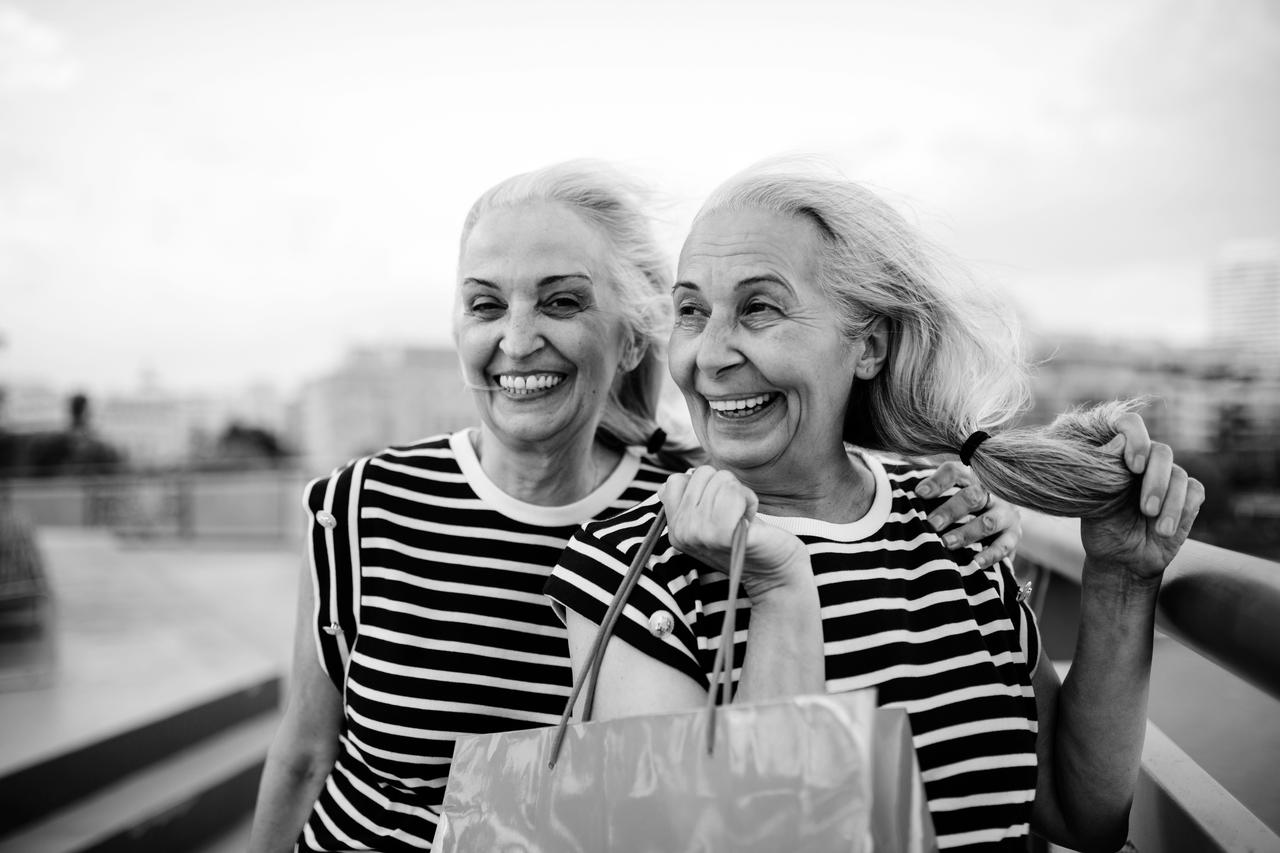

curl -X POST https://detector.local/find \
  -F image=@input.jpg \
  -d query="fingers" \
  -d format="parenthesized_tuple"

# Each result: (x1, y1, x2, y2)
(939, 499, 1021, 568)
(915, 460, 974, 499)
(661, 466, 756, 553)
(1114, 410, 1152, 474)
(975, 530, 1019, 570)
(1140, 442, 1174, 519)
(1177, 477, 1205, 539)
(926, 481, 990, 532)
(1155, 466, 1191, 539)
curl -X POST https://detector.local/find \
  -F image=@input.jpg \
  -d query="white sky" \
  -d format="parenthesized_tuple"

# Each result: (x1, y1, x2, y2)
(2, 0, 1278, 396)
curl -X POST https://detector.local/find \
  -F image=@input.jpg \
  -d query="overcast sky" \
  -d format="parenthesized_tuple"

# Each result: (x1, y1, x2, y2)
(2, 0, 1277, 396)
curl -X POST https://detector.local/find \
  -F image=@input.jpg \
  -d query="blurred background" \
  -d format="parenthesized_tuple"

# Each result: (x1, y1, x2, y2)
(0, 1, 1276, 850)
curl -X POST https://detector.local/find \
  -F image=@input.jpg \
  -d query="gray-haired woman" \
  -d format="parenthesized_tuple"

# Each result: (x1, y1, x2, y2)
(247, 162, 1017, 852)
(550, 166, 1200, 852)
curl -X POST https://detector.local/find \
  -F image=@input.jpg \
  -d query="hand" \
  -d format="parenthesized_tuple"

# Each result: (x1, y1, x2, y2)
(660, 466, 811, 602)
(1079, 413, 1205, 583)
(918, 461, 1022, 568)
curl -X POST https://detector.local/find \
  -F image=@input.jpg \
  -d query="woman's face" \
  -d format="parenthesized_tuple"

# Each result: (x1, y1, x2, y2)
(670, 206, 867, 478)
(455, 201, 633, 451)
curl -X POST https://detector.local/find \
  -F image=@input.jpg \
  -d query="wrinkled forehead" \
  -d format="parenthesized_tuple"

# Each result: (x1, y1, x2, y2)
(677, 206, 824, 284)
(460, 201, 612, 281)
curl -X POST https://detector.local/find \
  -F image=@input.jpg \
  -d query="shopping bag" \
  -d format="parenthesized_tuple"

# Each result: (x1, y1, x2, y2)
(434, 511, 937, 852)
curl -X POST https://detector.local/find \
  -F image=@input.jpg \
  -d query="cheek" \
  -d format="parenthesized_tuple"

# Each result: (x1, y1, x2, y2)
(666, 338, 697, 390)
(454, 322, 497, 367)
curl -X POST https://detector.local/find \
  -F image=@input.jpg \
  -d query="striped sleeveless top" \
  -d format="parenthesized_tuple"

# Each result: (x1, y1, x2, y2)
(299, 431, 675, 852)
(546, 450, 1042, 851)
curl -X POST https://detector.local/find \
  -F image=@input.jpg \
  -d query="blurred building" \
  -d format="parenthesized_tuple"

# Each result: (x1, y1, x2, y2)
(0, 384, 65, 434)
(296, 346, 475, 473)
(1210, 239, 1280, 357)
(92, 378, 293, 470)
(96, 388, 221, 469)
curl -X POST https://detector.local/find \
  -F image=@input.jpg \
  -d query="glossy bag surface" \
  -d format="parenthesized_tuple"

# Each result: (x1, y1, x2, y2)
(434, 688, 936, 852)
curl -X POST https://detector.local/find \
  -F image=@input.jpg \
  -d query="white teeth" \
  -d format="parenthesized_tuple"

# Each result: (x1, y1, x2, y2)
(497, 373, 564, 395)
(707, 393, 776, 415)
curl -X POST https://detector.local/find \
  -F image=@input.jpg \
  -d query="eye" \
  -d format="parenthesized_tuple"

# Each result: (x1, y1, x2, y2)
(741, 299, 781, 322)
(673, 299, 708, 329)
(543, 293, 586, 318)
(466, 296, 505, 319)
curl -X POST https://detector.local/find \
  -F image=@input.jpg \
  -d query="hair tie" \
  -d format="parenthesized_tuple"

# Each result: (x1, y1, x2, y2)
(958, 431, 989, 466)
(644, 428, 666, 455)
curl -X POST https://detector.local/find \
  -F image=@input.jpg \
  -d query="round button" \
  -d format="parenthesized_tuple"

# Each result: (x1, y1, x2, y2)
(648, 611, 675, 638)
(316, 510, 337, 530)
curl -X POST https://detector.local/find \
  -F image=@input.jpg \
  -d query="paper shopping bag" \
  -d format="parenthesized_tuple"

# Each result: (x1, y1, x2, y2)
(435, 689, 934, 852)
(434, 509, 936, 852)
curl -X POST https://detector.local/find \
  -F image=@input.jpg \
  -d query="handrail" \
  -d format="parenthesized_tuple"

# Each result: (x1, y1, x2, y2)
(1017, 511, 1280, 704)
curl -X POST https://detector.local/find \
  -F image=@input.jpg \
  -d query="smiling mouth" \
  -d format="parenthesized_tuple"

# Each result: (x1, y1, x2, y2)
(706, 392, 780, 419)
(495, 373, 566, 396)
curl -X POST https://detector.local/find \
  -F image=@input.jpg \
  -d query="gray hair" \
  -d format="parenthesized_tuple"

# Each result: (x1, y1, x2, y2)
(458, 160, 691, 464)
(694, 165, 1137, 518)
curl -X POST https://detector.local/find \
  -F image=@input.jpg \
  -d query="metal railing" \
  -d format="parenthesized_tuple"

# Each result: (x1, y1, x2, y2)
(0, 470, 309, 541)
(1015, 514, 1280, 853)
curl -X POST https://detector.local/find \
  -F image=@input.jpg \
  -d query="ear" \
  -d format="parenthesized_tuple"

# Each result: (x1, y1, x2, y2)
(619, 334, 646, 373)
(853, 316, 889, 380)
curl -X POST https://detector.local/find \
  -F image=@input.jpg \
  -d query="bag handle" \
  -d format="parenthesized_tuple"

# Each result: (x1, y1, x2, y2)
(548, 509, 751, 768)
(703, 516, 749, 754)
(549, 506, 667, 768)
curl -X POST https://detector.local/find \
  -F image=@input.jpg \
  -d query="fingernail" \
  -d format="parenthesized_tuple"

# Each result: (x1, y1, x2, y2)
(917, 482, 935, 498)
(1145, 497, 1160, 516)
(928, 514, 944, 531)
(1157, 518, 1174, 537)
(1133, 453, 1146, 473)
(983, 516, 996, 531)
(942, 534, 957, 548)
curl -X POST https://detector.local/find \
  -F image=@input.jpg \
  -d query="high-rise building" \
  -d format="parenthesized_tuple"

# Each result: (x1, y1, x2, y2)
(1209, 240, 1280, 356)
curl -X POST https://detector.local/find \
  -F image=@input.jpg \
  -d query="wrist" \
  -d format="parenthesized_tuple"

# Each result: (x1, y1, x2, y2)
(1081, 559, 1162, 613)
(745, 553, 819, 612)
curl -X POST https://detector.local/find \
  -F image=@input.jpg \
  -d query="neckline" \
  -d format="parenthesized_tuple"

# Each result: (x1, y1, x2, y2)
(754, 448, 892, 542)
(450, 429, 642, 527)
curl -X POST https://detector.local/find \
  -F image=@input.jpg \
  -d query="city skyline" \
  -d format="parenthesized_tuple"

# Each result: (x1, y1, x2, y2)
(2, 0, 1278, 396)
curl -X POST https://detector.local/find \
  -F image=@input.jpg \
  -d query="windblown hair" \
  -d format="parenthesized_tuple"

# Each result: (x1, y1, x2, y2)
(458, 160, 695, 469)
(694, 165, 1138, 518)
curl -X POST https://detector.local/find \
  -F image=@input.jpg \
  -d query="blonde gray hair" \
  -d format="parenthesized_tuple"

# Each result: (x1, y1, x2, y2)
(694, 166, 1137, 518)
(459, 160, 692, 465)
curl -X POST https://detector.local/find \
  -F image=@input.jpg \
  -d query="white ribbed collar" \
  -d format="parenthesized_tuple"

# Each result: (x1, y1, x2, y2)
(755, 449, 892, 542)
(450, 429, 642, 527)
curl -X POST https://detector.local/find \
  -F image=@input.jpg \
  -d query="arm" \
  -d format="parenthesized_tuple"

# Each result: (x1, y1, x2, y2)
(247, 561, 344, 853)
(1030, 419, 1204, 851)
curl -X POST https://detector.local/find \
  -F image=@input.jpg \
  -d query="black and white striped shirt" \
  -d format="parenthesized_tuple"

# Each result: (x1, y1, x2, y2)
(546, 450, 1041, 852)
(299, 431, 675, 852)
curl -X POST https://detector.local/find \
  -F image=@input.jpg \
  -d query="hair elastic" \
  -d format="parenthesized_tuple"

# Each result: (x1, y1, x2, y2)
(645, 428, 667, 455)
(958, 431, 990, 466)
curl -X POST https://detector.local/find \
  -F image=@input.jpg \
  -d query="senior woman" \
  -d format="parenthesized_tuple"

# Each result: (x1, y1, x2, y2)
(549, 168, 1203, 852)
(247, 162, 1014, 853)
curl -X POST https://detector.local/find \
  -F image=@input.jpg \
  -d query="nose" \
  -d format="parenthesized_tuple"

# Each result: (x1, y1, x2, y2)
(694, 315, 743, 378)
(498, 302, 545, 361)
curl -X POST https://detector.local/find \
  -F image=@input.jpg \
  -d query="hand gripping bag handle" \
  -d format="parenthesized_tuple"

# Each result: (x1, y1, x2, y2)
(548, 510, 750, 768)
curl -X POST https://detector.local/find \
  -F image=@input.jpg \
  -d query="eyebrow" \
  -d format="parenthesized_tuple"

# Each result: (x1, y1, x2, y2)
(462, 273, 593, 289)
(672, 275, 794, 295)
